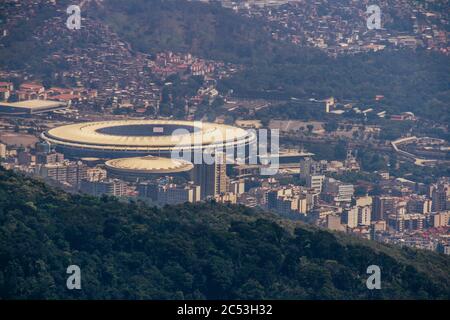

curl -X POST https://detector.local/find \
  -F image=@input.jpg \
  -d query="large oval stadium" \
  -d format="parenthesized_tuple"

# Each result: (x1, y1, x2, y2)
(41, 120, 256, 159)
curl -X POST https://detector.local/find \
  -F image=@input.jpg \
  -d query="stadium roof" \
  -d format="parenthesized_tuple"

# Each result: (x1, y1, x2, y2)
(42, 120, 255, 152)
(105, 156, 194, 174)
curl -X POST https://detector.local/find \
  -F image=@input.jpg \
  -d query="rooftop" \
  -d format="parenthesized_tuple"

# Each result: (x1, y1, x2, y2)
(105, 156, 194, 174)
(0, 99, 66, 110)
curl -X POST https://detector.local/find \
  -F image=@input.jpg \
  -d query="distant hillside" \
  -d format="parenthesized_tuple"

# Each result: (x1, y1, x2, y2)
(96, 0, 303, 63)
(0, 168, 449, 299)
(97, 0, 450, 122)
(219, 49, 450, 122)
(0, 0, 448, 122)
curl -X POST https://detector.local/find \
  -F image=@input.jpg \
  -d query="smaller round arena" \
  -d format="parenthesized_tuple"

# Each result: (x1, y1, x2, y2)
(105, 156, 194, 181)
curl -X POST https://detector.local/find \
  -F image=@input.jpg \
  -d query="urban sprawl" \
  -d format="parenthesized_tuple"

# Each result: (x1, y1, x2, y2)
(0, 0, 449, 257)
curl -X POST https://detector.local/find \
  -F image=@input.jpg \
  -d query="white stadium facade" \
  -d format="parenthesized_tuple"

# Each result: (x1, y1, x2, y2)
(41, 120, 257, 161)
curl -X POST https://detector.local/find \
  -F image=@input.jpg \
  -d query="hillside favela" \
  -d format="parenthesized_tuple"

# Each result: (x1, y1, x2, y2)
(0, 0, 449, 305)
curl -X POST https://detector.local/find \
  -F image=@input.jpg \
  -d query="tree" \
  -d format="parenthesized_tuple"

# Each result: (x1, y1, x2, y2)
(324, 121, 338, 133)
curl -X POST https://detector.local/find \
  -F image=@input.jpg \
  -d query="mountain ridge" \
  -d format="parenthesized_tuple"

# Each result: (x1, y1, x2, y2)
(0, 168, 449, 299)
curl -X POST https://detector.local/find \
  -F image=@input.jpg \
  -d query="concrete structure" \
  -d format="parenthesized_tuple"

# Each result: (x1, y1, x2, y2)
(407, 196, 432, 214)
(262, 149, 314, 168)
(358, 205, 372, 226)
(324, 177, 354, 202)
(431, 211, 449, 227)
(370, 221, 387, 239)
(39, 161, 87, 187)
(356, 196, 373, 207)
(391, 136, 438, 166)
(432, 184, 449, 212)
(0, 100, 67, 115)
(276, 196, 300, 215)
(85, 167, 107, 182)
(388, 213, 425, 232)
(80, 179, 126, 197)
(373, 196, 396, 221)
(215, 192, 238, 204)
(36, 152, 64, 165)
(229, 180, 245, 195)
(306, 174, 325, 193)
(342, 207, 358, 228)
(300, 157, 321, 179)
(158, 183, 201, 205)
(327, 214, 345, 231)
(193, 153, 227, 199)
(137, 182, 159, 201)
(35, 141, 52, 154)
(137, 181, 201, 205)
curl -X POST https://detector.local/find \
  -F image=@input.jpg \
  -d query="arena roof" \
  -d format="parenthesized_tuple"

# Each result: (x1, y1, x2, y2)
(105, 156, 194, 174)
(41, 120, 255, 152)
(0, 100, 67, 115)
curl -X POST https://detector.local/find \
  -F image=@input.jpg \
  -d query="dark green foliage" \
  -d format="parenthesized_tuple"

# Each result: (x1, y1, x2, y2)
(254, 101, 328, 124)
(96, 0, 302, 64)
(220, 50, 450, 123)
(390, 161, 450, 184)
(0, 168, 449, 299)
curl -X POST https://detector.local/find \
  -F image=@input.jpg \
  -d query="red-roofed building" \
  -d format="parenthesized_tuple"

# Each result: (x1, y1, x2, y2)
(391, 112, 416, 121)
(49, 94, 80, 104)
(17, 90, 47, 101)
(48, 87, 74, 96)
(0, 82, 14, 91)
(18, 83, 46, 101)
(135, 108, 147, 114)
(20, 83, 45, 93)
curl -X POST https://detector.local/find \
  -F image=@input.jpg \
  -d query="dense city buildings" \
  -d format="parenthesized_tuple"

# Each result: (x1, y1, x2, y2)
(158, 183, 202, 205)
(216, 0, 449, 56)
(80, 178, 127, 197)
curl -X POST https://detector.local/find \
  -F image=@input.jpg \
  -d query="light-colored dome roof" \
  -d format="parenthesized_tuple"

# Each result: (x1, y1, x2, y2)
(105, 156, 193, 174)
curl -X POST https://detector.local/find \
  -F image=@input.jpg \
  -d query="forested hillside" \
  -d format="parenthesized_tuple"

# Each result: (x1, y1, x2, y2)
(219, 50, 450, 122)
(97, 0, 290, 63)
(0, 168, 449, 299)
